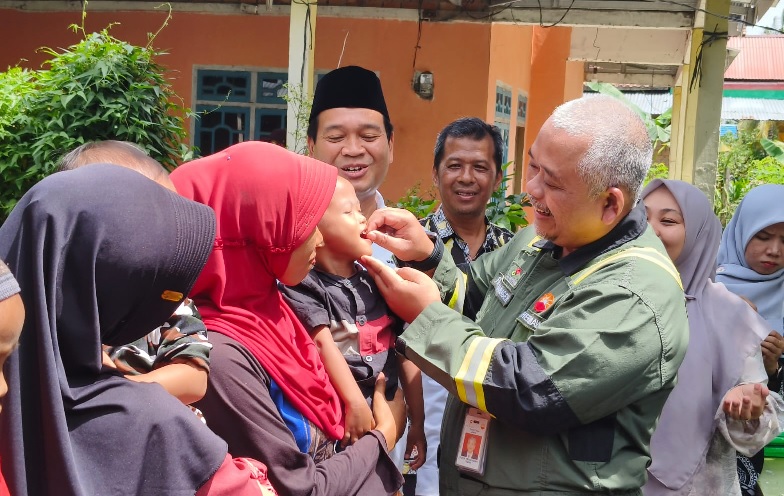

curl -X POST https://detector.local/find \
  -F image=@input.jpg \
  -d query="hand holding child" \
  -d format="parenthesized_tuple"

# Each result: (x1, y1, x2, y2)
(343, 397, 375, 447)
(405, 421, 427, 470)
(373, 373, 407, 452)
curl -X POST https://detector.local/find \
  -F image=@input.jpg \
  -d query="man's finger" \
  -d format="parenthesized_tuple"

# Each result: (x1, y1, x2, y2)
(366, 229, 420, 258)
(397, 266, 433, 284)
(361, 255, 403, 289)
(366, 208, 411, 233)
(374, 372, 387, 397)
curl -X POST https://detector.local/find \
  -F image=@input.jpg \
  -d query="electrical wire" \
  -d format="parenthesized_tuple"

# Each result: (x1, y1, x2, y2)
(290, 0, 315, 85)
(472, 0, 784, 34)
(637, 0, 784, 34)
(412, 0, 424, 68)
(536, 0, 576, 27)
(689, 26, 728, 92)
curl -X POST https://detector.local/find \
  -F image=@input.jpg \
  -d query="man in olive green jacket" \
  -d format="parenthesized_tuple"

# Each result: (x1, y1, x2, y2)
(362, 95, 690, 495)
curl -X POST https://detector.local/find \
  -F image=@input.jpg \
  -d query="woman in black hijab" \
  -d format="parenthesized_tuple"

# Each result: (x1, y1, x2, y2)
(0, 164, 276, 495)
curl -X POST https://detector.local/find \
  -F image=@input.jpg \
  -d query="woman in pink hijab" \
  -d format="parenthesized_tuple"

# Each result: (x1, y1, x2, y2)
(171, 141, 406, 496)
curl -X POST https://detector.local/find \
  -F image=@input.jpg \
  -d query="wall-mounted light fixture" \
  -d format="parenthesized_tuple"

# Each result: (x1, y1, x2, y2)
(412, 71, 434, 100)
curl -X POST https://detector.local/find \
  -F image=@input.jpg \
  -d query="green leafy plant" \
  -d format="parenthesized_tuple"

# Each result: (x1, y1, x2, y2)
(644, 162, 670, 185)
(393, 162, 530, 231)
(0, 11, 192, 221)
(389, 182, 438, 219)
(486, 162, 530, 232)
(281, 82, 312, 155)
(761, 138, 784, 164)
(714, 129, 784, 225)
(715, 129, 764, 225)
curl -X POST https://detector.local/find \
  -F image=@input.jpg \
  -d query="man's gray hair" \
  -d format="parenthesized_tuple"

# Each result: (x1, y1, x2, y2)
(550, 95, 652, 204)
(57, 141, 168, 182)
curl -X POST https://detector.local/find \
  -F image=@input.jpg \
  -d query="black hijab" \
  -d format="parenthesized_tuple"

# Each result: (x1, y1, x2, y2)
(0, 164, 225, 495)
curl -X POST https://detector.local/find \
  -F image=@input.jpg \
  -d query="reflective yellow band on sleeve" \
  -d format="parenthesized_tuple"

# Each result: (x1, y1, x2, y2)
(454, 336, 505, 412)
(571, 247, 682, 290)
(447, 271, 468, 313)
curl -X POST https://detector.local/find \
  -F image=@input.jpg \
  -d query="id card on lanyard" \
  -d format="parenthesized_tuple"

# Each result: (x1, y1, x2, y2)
(455, 407, 492, 476)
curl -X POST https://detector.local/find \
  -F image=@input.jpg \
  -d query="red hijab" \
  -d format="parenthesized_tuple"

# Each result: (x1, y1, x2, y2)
(171, 141, 344, 440)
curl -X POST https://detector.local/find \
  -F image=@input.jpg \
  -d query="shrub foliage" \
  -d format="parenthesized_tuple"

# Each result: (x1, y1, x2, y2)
(0, 23, 192, 220)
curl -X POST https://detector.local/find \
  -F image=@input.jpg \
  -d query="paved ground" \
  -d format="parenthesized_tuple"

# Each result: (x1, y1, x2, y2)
(761, 457, 784, 496)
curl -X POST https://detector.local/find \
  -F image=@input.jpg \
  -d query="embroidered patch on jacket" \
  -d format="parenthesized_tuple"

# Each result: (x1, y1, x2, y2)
(533, 293, 555, 313)
(493, 275, 513, 306)
(504, 263, 524, 289)
(518, 311, 542, 329)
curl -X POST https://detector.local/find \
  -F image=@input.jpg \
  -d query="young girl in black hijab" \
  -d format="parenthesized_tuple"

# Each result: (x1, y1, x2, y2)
(0, 164, 278, 495)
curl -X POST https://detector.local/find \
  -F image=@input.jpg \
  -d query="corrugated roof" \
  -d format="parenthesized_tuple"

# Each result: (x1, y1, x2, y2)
(726, 36, 784, 81)
(621, 91, 673, 115)
(721, 97, 784, 120)
(587, 91, 784, 120)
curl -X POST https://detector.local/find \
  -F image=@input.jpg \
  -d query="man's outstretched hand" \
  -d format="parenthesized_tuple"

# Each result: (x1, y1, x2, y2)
(365, 208, 434, 263)
(361, 255, 441, 323)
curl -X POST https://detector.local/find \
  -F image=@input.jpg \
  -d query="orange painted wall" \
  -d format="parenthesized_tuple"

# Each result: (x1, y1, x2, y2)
(522, 26, 572, 186)
(563, 60, 585, 102)
(486, 22, 533, 193)
(314, 18, 491, 202)
(0, 8, 491, 203)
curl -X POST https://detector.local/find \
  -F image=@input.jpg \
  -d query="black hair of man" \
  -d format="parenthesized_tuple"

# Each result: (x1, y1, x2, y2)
(433, 118, 504, 174)
(57, 141, 168, 182)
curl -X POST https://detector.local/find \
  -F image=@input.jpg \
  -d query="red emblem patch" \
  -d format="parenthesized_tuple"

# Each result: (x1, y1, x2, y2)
(533, 293, 555, 313)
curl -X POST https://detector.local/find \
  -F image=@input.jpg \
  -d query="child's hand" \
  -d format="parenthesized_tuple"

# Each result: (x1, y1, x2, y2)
(101, 347, 117, 370)
(761, 331, 784, 376)
(405, 421, 427, 470)
(723, 383, 769, 421)
(343, 398, 375, 447)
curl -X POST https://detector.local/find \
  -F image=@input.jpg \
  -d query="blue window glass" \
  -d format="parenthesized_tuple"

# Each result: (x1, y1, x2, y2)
(256, 73, 288, 104)
(197, 70, 251, 102)
(495, 85, 512, 120)
(255, 109, 287, 141)
(494, 120, 510, 163)
(195, 69, 292, 156)
(195, 105, 250, 155)
(517, 93, 527, 122)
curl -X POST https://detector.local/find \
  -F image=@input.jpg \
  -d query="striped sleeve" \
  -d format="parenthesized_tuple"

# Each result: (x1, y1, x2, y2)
(433, 242, 505, 319)
(400, 303, 580, 434)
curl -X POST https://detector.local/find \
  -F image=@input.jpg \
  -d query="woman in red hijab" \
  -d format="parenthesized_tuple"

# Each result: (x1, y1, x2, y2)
(171, 141, 405, 496)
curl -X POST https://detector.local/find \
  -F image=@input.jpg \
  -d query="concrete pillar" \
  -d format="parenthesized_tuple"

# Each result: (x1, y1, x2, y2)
(669, 80, 686, 180)
(287, 0, 317, 153)
(521, 26, 572, 189)
(668, 0, 729, 199)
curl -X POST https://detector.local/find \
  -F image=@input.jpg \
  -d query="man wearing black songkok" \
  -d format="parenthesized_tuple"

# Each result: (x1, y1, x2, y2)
(307, 65, 394, 221)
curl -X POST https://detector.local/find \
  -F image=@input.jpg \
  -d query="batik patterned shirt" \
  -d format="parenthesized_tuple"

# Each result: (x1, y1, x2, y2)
(106, 300, 212, 374)
(420, 206, 513, 266)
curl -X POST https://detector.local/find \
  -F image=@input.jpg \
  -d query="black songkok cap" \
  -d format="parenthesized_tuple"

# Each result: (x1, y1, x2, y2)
(309, 66, 390, 124)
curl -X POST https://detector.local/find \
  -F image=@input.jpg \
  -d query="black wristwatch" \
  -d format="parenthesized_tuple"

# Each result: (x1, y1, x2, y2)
(395, 231, 444, 272)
